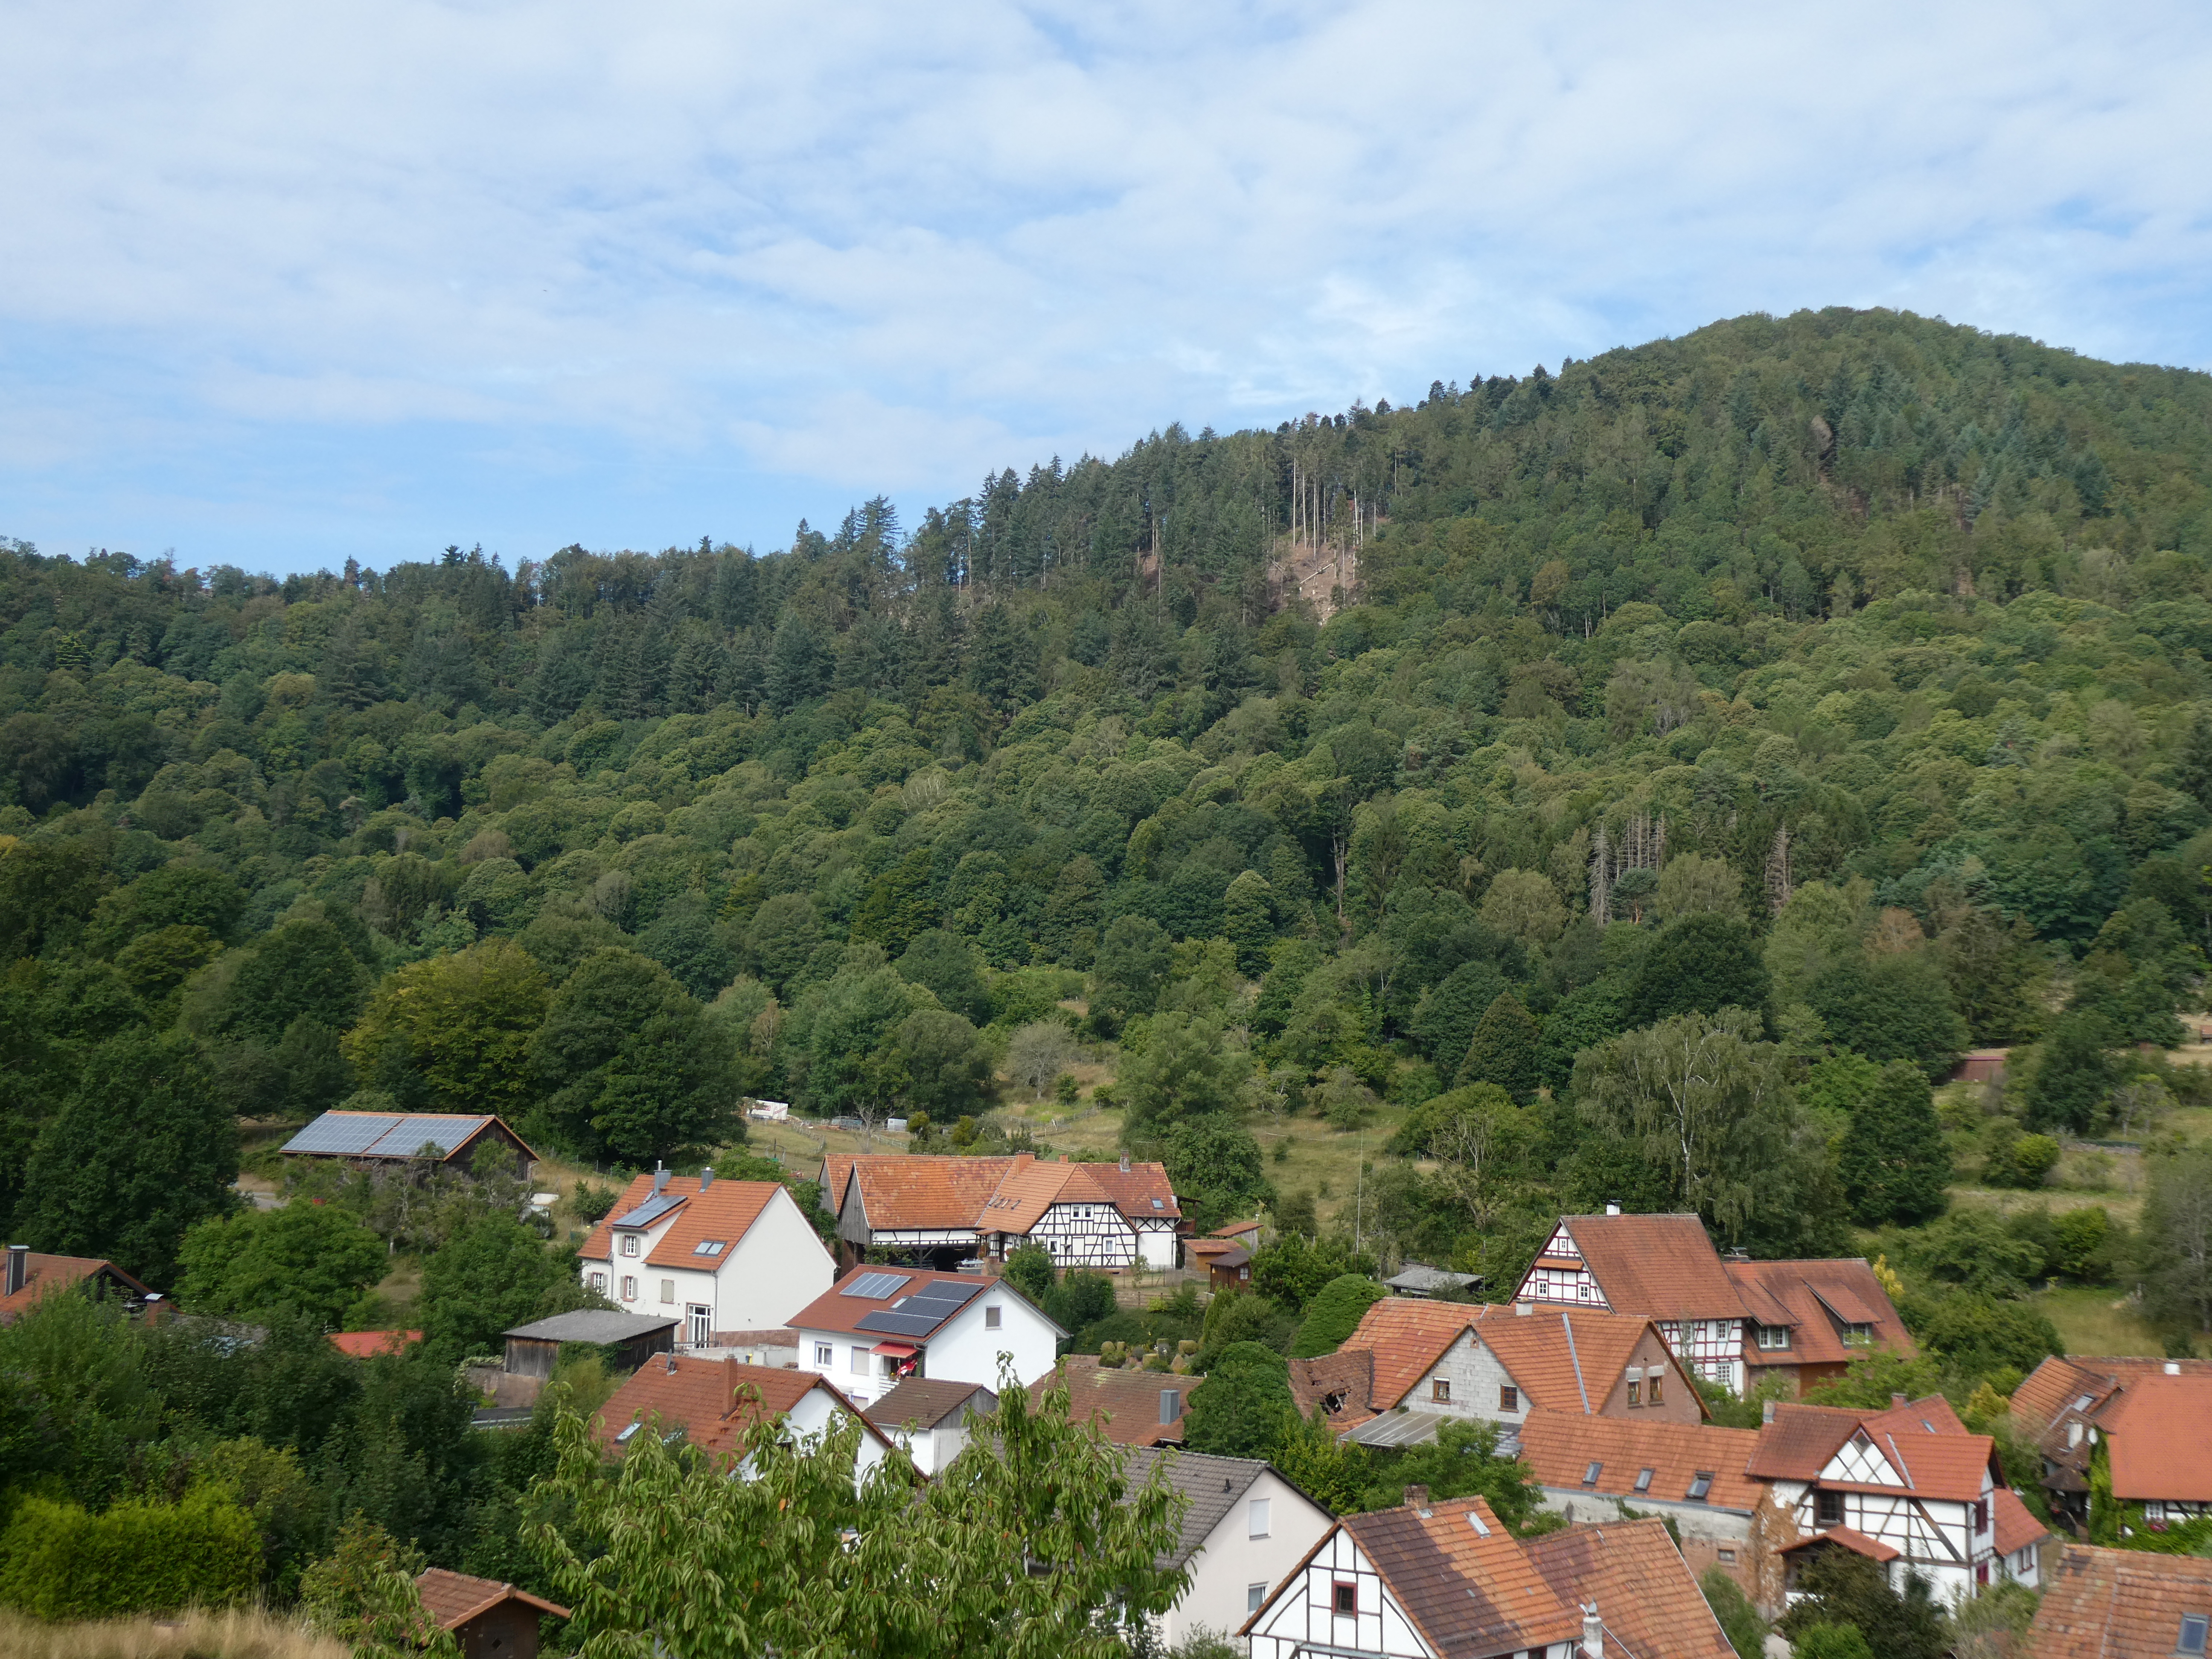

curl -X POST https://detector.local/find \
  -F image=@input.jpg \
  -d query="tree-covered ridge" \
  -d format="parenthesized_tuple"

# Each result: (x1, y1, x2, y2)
(5, 306, 2212, 1310)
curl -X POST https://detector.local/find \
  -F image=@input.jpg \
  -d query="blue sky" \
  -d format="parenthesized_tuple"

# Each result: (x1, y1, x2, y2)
(4, 0, 2210, 577)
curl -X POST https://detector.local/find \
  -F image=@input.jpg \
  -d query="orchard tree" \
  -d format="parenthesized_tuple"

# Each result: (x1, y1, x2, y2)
(179, 1203, 387, 1328)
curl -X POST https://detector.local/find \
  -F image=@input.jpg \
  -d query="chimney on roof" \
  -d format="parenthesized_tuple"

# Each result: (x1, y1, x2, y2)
(1763, 1399, 1777, 1425)
(1516, 1299, 1533, 1316)
(666, 1353, 678, 1375)
(653, 1163, 669, 1194)
(1604, 1202, 1621, 1217)
(5, 1245, 24, 1298)
(1891, 1393, 1908, 1409)
(2166, 1361, 2183, 1376)
(1120, 1154, 1130, 1173)
(1580, 1601, 1604, 1657)
(1404, 1484, 1432, 1516)
(1160, 1389, 1183, 1425)
(699, 1166, 713, 1191)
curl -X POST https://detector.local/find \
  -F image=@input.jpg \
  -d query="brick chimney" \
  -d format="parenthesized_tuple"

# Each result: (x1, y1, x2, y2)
(653, 1162, 669, 1194)
(1404, 1484, 1431, 1516)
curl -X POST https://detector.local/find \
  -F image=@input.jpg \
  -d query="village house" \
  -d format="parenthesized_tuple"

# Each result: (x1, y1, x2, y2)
(576, 1168, 835, 1347)
(1035, 1354, 1193, 1448)
(2025, 1544, 2212, 1659)
(1303, 1296, 1708, 1451)
(787, 1265, 1062, 1408)
(413, 1569, 568, 1659)
(1242, 1493, 1733, 1659)
(1187, 1236, 1252, 1289)
(2012, 1354, 2212, 1534)
(821, 1152, 1182, 1269)
(280, 1108, 539, 1178)
(1120, 1447, 1333, 1649)
(1748, 1394, 2024, 1607)
(1516, 1407, 1781, 1600)
(595, 1352, 895, 1480)
(0, 1244, 152, 1324)
(862, 1378, 996, 1476)
(1724, 1256, 1916, 1396)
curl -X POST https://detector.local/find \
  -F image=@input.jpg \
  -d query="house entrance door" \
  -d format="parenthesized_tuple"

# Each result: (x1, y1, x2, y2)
(688, 1304, 711, 1347)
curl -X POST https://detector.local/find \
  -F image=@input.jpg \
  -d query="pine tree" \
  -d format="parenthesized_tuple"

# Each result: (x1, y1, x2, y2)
(1838, 1060, 1953, 1226)
(1457, 990, 1542, 1103)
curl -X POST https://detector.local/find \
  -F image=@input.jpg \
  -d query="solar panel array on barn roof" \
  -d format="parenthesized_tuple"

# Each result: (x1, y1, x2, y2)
(281, 1111, 498, 1161)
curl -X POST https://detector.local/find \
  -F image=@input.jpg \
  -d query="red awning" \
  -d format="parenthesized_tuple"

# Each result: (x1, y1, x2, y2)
(871, 1341, 919, 1358)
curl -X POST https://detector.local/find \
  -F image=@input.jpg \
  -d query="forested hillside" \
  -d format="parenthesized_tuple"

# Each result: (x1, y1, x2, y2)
(6, 306, 2212, 1345)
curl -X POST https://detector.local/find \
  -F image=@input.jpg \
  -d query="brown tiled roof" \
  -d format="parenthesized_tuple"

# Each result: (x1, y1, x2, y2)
(0, 1252, 150, 1323)
(1473, 1304, 1698, 1418)
(1750, 1398, 1996, 1501)
(1747, 1403, 1871, 1479)
(1336, 1298, 1485, 1411)
(2028, 1545, 2212, 1659)
(1724, 1258, 1915, 1368)
(1082, 1159, 1181, 1223)
(2014, 1354, 2212, 1436)
(414, 1568, 568, 1627)
(1992, 1486, 2054, 1557)
(1781, 1525, 1901, 1564)
(596, 1355, 885, 1461)
(2093, 1374, 2212, 1502)
(327, 1329, 422, 1358)
(849, 1155, 1028, 1231)
(1289, 1349, 1374, 1420)
(978, 1161, 1117, 1234)
(1034, 1355, 1190, 1447)
(1524, 1518, 1737, 1658)
(788, 1266, 1027, 1339)
(821, 1153, 856, 1215)
(575, 1174, 785, 1269)
(1340, 1496, 1583, 1657)
(863, 1377, 996, 1432)
(1516, 1408, 1762, 1512)
(1211, 1219, 1261, 1240)
(1553, 1213, 1747, 1322)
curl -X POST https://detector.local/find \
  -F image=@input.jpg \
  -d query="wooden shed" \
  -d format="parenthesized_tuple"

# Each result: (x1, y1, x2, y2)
(501, 1309, 679, 1380)
(415, 1569, 568, 1659)
(1950, 1050, 2008, 1085)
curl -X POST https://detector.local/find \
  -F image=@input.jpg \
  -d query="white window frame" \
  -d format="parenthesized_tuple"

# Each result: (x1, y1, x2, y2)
(815, 1342, 834, 1367)
(1248, 1498, 1269, 1540)
(1247, 1583, 1267, 1614)
(588, 1271, 607, 1295)
(620, 1275, 637, 1302)
(621, 1234, 640, 1257)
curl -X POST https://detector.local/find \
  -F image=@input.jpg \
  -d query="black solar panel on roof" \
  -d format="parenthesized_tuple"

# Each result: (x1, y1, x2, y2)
(362, 1115, 489, 1158)
(843, 1271, 913, 1299)
(901, 1280, 981, 1310)
(855, 1310, 946, 1337)
(612, 1192, 686, 1230)
(283, 1114, 402, 1155)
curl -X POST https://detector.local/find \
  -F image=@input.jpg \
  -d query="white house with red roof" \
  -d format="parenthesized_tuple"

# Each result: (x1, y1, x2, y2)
(576, 1167, 835, 1347)
(821, 1152, 1181, 1269)
(787, 1264, 1063, 1408)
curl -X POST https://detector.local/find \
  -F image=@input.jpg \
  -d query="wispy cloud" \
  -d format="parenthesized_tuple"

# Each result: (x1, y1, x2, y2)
(2, 0, 2208, 570)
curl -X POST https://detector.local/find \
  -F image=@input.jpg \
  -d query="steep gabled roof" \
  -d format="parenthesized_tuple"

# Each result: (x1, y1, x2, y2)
(596, 1354, 888, 1461)
(1335, 1298, 1484, 1411)
(848, 1155, 1027, 1231)
(2013, 1354, 2212, 1435)
(1289, 1349, 1375, 1421)
(1120, 1446, 1277, 1568)
(1723, 1257, 1915, 1367)
(978, 1160, 1122, 1235)
(1549, 1213, 1746, 1322)
(1746, 1403, 1871, 1480)
(1083, 1160, 1182, 1224)
(1516, 1409, 1762, 1512)
(414, 1568, 568, 1628)
(1523, 1518, 1738, 1658)
(2030, 1546, 2212, 1659)
(826, 1153, 1182, 1235)
(1474, 1304, 1697, 1418)
(1781, 1525, 1900, 1564)
(789, 1265, 1064, 1341)
(1750, 1397, 1997, 1502)
(576, 1173, 789, 1269)
(1991, 1486, 2054, 1557)
(0, 1252, 151, 1324)
(863, 1378, 996, 1432)
(1035, 1355, 1192, 1447)
(2093, 1374, 2212, 1502)
(1339, 1495, 1584, 1657)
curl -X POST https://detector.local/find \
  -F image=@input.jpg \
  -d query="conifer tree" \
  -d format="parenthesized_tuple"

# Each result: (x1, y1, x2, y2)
(1458, 990, 1542, 1103)
(1838, 1060, 1953, 1226)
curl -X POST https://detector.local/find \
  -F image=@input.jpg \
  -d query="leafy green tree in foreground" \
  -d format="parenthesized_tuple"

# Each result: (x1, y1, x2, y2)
(1291, 1274, 1388, 1357)
(534, 1367, 1186, 1659)
(18, 1029, 238, 1285)
(179, 1202, 388, 1328)
(1183, 1343, 1295, 1459)
(1777, 1551, 1944, 1659)
(1357, 1418, 1546, 1532)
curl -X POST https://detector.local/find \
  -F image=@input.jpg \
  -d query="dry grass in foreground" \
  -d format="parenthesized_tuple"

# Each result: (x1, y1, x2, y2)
(0, 1607, 348, 1659)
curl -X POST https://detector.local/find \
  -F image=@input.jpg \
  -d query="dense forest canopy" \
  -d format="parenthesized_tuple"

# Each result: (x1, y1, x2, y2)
(8, 304, 2212, 1305)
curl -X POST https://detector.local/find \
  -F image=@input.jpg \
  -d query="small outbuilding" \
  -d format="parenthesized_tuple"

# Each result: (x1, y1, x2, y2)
(414, 1569, 568, 1659)
(282, 1110, 539, 1179)
(1383, 1262, 1484, 1299)
(502, 1309, 680, 1386)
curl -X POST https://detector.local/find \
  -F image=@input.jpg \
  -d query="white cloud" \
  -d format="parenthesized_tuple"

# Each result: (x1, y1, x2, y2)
(1, 0, 2209, 568)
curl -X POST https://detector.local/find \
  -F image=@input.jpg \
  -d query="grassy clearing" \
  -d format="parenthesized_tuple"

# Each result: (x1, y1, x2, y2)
(0, 1608, 346, 1659)
(1949, 1185, 2145, 1226)
(2028, 1284, 2165, 1358)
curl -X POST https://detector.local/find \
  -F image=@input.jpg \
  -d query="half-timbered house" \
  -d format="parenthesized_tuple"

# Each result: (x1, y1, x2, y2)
(2012, 1355, 2212, 1533)
(1725, 1256, 1915, 1396)
(1513, 1208, 1750, 1392)
(1748, 1395, 2011, 1607)
(821, 1153, 1181, 1269)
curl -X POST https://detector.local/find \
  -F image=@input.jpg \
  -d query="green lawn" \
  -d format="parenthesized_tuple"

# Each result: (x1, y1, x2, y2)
(2027, 1284, 2165, 1358)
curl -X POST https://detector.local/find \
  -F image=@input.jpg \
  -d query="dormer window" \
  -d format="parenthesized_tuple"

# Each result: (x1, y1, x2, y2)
(1582, 1462, 1603, 1487)
(1843, 1323, 1871, 1345)
(1634, 1468, 1654, 1493)
(1756, 1324, 1790, 1350)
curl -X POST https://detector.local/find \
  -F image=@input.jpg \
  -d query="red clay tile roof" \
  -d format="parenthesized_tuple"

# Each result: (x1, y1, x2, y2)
(1751, 1397, 1997, 1502)
(1992, 1486, 2053, 1557)
(1336, 1298, 1486, 1411)
(1524, 1518, 1738, 1659)
(1331, 1299, 1697, 1419)
(1547, 1213, 1748, 1323)
(1033, 1355, 1192, 1446)
(596, 1355, 886, 1461)
(827, 1154, 1181, 1234)
(978, 1161, 1118, 1235)
(1724, 1258, 1915, 1368)
(2093, 1374, 2212, 1502)
(1516, 1408, 1762, 1511)
(2014, 1354, 2212, 1435)
(1747, 1403, 1874, 1480)
(1782, 1525, 1901, 1563)
(1340, 1496, 1584, 1657)
(1082, 1160, 1181, 1223)
(327, 1329, 423, 1358)
(576, 1174, 786, 1269)
(2029, 1545, 2212, 1659)
(0, 1253, 150, 1323)
(413, 1568, 568, 1627)
(850, 1155, 1028, 1231)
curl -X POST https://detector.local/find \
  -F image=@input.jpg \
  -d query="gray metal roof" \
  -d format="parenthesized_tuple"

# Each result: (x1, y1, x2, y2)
(1385, 1263, 1484, 1295)
(1342, 1409, 1451, 1449)
(503, 1310, 682, 1345)
(284, 1110, 496, 1160)
(1118, 1447, 1274, 1567)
